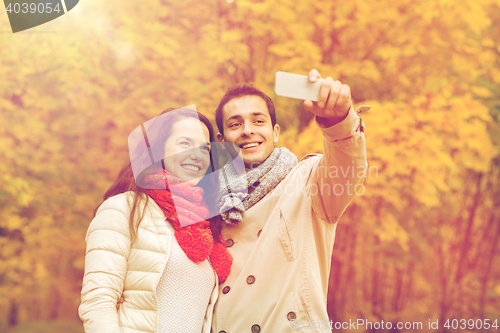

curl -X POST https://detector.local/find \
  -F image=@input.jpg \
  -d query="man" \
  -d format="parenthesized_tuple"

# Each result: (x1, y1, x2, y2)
(212, 69, 367, 333)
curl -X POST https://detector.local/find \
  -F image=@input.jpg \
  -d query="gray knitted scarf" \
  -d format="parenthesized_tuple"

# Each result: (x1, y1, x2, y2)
(218, 147, 298, 225)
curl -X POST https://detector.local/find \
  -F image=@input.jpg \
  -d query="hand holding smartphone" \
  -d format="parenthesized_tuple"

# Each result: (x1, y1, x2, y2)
(274, 71, 323, 102)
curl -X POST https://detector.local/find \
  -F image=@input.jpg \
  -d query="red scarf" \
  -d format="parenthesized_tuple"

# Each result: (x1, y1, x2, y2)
(141, 169, 232, 283)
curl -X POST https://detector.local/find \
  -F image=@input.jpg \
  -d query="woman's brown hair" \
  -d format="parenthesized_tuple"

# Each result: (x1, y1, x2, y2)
(95, 108, 222, 244)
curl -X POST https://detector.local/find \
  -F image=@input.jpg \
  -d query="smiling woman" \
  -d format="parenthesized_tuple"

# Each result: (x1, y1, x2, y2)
(162, 117, 212, 186)
(78, 107, 232, 333)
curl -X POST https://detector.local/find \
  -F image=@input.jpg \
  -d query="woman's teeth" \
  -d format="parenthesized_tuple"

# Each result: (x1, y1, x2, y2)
(241, 143, 260, 149)
(182, 165, 200, 172)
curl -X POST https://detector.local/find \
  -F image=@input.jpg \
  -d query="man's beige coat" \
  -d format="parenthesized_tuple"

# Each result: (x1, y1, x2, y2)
(212, 106, 367, 333)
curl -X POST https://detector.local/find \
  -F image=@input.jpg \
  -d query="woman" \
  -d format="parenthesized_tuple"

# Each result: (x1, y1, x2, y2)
(78, 108, 232, 333)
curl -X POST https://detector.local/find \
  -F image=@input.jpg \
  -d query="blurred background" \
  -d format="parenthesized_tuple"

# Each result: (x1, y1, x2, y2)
(0, 0, 499, 332)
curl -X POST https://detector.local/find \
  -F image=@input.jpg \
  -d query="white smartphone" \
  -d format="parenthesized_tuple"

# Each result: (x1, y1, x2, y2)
(275, 71, 323, 101)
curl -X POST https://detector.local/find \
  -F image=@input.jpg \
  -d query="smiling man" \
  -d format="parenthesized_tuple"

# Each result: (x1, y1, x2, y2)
(212, 69, 367, 333)
(217, 94, 279, 168)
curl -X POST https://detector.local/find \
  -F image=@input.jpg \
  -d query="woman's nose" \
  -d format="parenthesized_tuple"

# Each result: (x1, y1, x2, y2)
(189, 148, 203, 160)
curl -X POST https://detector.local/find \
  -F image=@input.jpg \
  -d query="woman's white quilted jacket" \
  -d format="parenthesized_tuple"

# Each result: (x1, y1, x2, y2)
(78, 192, 218, 333)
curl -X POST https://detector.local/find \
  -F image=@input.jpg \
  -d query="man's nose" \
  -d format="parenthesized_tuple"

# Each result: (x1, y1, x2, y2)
(241, 121, 255, 136)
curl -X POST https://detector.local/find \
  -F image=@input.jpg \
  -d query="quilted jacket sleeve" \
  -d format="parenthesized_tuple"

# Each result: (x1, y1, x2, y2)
(78, 194, 132, 333)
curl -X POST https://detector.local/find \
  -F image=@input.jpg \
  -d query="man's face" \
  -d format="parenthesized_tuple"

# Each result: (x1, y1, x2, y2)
(217, 95, 279, 167)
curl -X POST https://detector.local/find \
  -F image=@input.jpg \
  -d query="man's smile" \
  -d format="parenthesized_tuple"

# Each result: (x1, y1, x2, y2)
(239, 141, 262, 149)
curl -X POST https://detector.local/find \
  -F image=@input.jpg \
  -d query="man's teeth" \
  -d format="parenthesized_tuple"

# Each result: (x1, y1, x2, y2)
(242, 143, 260, 149)
(182, 165, 200, 172)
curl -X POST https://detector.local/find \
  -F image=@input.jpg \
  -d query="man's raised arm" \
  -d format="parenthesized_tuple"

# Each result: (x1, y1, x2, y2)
(303, 69, 367, 223)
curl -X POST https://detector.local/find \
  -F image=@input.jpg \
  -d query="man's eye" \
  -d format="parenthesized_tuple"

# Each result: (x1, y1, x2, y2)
(180, 141, 190, 146)
(255, 120, 264, 124)
(229, 123, 240, 128)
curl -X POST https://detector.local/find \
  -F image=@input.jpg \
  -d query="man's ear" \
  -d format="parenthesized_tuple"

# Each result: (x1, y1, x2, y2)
(273, 124, 280, 144)
(217, 133, 224, 142)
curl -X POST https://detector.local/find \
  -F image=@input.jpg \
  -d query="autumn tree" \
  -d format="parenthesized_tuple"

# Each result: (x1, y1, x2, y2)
(0, 0, 498, 330)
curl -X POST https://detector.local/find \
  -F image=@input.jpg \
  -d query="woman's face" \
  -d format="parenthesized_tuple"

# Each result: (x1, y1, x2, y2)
(163, 117, 211, 186)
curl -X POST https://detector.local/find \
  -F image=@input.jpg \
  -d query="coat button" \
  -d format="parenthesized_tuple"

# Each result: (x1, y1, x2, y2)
(225, 238, 234, 248)
(222, 286, 230, 294)
(287, 311, 297, 321)
(246, 275, 255, 284)
(257, 230, 262, 237)
(251, 324, 261, 333)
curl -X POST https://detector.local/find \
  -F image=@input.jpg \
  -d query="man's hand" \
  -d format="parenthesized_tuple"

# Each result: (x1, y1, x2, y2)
(303, 69, 352, 126)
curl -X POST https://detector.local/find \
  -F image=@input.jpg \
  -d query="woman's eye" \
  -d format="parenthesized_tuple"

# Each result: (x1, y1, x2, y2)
(180, 141, 190, 146)
(202, 146, 210, 152)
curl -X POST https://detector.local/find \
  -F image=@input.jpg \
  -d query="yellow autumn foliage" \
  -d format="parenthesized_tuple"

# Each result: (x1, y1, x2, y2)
(0, 0, 499, 328)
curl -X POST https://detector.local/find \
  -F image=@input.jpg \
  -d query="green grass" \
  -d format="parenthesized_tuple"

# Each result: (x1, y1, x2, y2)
(6, 321, 84, 333)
